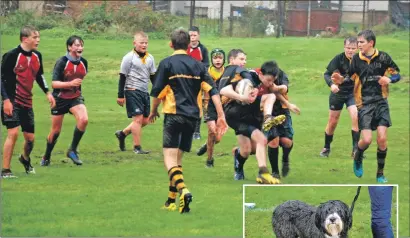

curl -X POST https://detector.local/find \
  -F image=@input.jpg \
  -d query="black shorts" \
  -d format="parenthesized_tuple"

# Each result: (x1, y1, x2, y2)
(329, 93, 355, 111)
(204, 100, 217, 123)
(225, 96, 262, 138)
(51, 96, 84, 115)
(358, 100, 391, 131)
(163, 114, 197, 152)
(125, 89, 150, 118)
(273, 110, 294, 140)
(1, 102, 35, 133)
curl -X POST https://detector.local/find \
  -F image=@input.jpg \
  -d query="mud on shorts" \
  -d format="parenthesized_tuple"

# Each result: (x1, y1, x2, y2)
(225, 96, 263, 139)
(163, 114, 197, 152)
(1, 102, 35, 133)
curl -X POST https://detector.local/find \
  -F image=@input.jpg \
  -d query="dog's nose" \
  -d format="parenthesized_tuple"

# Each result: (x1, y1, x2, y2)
(330, 217, 336, 223)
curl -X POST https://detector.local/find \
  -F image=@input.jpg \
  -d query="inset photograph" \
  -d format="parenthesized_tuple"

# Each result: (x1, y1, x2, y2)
(244, 185, 398, 238)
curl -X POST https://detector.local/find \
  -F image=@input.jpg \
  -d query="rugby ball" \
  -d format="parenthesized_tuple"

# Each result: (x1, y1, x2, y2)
(235, 78, 254, 104)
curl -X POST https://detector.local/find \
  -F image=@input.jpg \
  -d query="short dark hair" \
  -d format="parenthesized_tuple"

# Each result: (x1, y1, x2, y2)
(344, 36, 357, 45)
(66, 35, 84, 52)
(189, 26, 200, 34)
(20, 25, 37, 42)
(261, 60, 280, 77)
(171, 28, 190, 50)
(358, 29, 376, 47)
(227, 49, 246, 61)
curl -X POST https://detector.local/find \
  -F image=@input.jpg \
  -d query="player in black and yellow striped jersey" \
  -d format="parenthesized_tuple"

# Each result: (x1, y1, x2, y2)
(333, 30, 401, 183)
(196, 48, 226, 168)
(149, 29, 228, 213)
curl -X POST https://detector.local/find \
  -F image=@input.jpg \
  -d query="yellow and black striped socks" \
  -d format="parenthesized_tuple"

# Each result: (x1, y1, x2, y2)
(168, 166, 186, 194)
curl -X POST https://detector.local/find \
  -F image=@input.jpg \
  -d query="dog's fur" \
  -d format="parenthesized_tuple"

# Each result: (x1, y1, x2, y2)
(272, 200, 352, 238)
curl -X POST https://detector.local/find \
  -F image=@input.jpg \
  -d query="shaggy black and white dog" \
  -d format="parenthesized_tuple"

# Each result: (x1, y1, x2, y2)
(272, 200, 352, 238)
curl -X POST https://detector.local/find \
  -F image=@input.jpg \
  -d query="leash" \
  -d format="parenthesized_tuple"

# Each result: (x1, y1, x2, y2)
(349, 186, 361, 215)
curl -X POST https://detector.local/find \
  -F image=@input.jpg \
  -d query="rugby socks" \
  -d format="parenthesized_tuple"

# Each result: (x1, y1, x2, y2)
(355, 146, 366, 161)
(268, 147, 279, 174)
(168, 166, 186, 193)
(44, 133, 60, 159)
(120, 130, 128, 137)
(70, 127, 85, 151)
(377, 148, 387, 177)
(166, 183, 178, 204)
(235, 148, 248, 172)
(282, 144, 293, 163)
(352, 130, 360, 149)
(166, 166, 182, 204)
(324, 132, 333, 149)
(23, 140, 34, 159)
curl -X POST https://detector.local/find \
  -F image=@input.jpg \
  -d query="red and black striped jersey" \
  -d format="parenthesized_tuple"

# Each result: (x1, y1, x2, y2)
(52, 56, 88, 99)
(1, 45, 49, 108)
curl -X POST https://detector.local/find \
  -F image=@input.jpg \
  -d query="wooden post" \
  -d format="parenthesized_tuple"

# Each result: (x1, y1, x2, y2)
(219, 0, 223, 36)
(229, 4, 233, 37)
(307, 0, 311, 36)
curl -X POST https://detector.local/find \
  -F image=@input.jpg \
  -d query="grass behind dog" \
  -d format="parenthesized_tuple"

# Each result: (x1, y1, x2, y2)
(1, 32, 409, 236)
(245, 186, 398, 238)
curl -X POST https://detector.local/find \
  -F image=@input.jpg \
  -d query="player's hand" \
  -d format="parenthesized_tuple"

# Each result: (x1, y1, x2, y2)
(70, 78, 82, 87)
(148, 110, 160, 123)
(331, 72, 344, 85)
(378, 76, 391, 86)
(46, 93, 56, 108)
(117, 98, 125, 107)
(330, 84, 340, 93)
(3, 99, 13, 116)
(216, 116, 228, 137)
(288, 103, 301, 115)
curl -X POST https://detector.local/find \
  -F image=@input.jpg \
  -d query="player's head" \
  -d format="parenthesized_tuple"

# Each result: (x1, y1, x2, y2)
(228, 49, 246, 68)
(189, 26, 200, 46)
(357, 30, 376, 55)
(343, 36, 358, 58)
(20, 25, 40, 51)
(259, 60, 280, 87)
(66, 35, 84, 58)
(210, 48, 225, 69)
(171, 28, 190, 51)
(133, 31, 148, 53)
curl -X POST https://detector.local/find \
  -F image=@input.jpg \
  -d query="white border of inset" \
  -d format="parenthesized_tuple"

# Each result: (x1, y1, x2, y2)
(242, 184, 399, 238)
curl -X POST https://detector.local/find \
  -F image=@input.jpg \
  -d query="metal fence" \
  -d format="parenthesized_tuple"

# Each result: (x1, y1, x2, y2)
(2, 0, 408, 37)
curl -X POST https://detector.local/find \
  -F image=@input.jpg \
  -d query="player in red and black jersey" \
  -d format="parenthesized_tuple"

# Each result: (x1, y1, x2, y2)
(333, 30, 401, 183)
(188, 26, 210, 140)
(219, 50, 285, 184)
(1, 26, 55, 178)
(40, 35, 88, 166)
(253, 62, 300, 180)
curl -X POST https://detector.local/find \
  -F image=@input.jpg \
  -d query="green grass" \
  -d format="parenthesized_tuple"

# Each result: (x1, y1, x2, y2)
(244, 186, 398, 237)
(1, 32, 409, 237)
